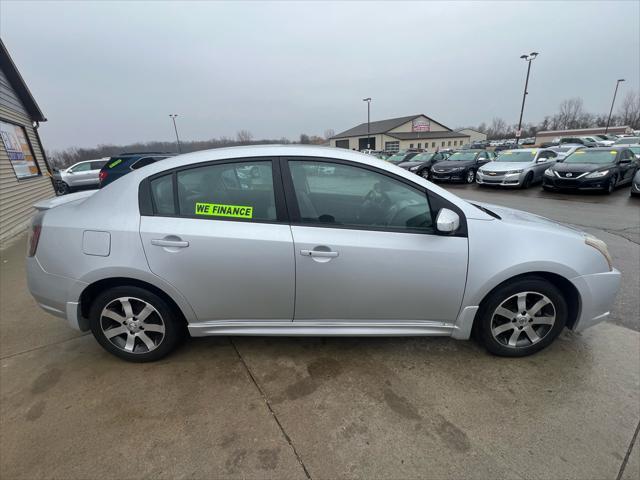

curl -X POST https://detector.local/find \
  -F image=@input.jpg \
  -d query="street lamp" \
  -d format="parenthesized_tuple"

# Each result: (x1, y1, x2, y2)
(515, 51, 539, 146)
(169, 114, 181, 153)
(362, 97, 372, 150)
(605, 79, 625, 134)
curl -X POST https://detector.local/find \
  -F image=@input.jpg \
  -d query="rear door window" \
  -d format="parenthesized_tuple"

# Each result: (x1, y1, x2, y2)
(176, 160, 277, 221)
(150, 174, 175, 215)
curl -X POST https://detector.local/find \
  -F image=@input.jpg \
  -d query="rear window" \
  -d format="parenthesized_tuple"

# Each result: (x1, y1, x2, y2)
(150, 174, 175, 215)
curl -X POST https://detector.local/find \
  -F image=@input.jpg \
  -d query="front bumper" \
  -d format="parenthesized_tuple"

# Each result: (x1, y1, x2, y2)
(570, 269, 621, 332)
(26, 256, 88, 331)
(476, 171, 523, 186)
(431, 170, 467, 182)
(543, 175, 611, 190)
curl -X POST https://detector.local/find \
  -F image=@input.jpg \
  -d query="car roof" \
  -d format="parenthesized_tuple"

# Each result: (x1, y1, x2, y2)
(582, 147, 626, 151)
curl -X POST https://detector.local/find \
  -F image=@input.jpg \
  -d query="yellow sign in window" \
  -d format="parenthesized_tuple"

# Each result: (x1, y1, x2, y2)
(195, 202, 253, 219)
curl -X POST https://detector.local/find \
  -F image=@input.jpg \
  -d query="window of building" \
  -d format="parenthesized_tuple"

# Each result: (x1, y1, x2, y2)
(453, 141, 457, 146)
(409, 143, 414, 148)
(175, 161, 277, 221)
(335, 139, 349, 149)
(289, 160, 433, 232)
(385, 141, 400, 153)
(441, 141, 445, 147)
(448, 141, 451, 146)
(432, 142, 436, 148)
(417, 143, 422, 149)
(0, 120, 40, 179)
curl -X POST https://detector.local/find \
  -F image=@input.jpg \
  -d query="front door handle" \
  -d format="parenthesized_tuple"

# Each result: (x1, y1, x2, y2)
(300, 249, 339, 258)
(151, 238, 189, 248)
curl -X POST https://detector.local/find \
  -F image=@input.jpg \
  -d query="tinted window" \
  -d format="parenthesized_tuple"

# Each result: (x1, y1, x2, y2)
(151, 174, 175, 215)
(90, 161, 107, 169)
(177, 161, 276, 221)
(132, 157, 157, 170)
(289, 160, 433, 232)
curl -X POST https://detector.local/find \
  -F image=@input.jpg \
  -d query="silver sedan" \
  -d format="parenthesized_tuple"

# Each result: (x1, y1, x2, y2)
(27, 146, 620, 362)
(477, 148, 559, 188)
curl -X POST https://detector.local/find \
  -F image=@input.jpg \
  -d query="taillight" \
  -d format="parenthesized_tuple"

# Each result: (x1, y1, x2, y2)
(99, 170, 107, 183)
(27, 222, 42, 257)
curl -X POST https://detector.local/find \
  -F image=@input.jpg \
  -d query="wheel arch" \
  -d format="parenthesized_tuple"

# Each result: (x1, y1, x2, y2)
(471, 271, 581, 334)
(78, 277, 190, 331)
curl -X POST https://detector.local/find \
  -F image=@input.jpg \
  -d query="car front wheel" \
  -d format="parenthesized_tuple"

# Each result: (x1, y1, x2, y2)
(420, 169, 430, 180)
(605, 175, 617, 194)
(89, 286, 182, 362)
(465, 170, 475, 184)
(477, 277, 567, 357)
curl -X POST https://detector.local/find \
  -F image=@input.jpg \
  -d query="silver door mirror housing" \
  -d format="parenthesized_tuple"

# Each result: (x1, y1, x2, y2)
(436, 208, 460, 233)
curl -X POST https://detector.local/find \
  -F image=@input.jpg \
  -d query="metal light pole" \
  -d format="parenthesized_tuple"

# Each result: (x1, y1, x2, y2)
(169, 114, 181, 153)
(605, 79, 625, 134)
(363, 97, 372, 150)
(516, 52, 538, 146)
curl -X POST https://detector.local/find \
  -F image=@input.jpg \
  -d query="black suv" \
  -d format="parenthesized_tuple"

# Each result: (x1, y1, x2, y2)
(99, 152, 174, 187)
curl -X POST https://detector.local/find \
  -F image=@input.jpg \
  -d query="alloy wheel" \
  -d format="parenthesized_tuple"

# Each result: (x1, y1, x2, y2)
(421, 169, 430, 180)
(100, 297, 166, 354)
(466, 170, 475, 183)
(490, 291, 556, 348)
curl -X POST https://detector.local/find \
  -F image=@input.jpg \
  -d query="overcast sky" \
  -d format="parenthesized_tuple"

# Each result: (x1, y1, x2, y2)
(1, 0, 639, 151)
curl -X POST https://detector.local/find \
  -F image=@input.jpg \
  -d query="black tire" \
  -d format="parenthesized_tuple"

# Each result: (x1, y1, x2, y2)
(55, 181, 70, 196)
(465, 169, 475, 184)
(605, 176, 617, 194)
(521, 172, 533, 189)
(420, 169, 430, 180)
(89, 286, 183, 362)
(542, 185, 554, 192)
(477, 276, 568, 357)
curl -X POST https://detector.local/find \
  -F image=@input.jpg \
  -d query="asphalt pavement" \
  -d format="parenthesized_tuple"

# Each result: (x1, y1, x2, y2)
(1, 182, 638, 480)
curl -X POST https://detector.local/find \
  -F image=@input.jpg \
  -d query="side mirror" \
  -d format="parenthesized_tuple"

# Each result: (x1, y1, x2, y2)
(436, 208, 460, 234)
(536, 157, 547, 163)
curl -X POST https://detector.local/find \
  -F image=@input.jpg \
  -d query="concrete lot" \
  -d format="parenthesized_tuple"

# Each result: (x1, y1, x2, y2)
(1, 185, 639, 479)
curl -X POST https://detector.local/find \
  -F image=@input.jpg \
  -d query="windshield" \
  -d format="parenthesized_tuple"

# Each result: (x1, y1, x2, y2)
(447, 151, 478, 161)
(628, 146, 640, 154)
(564, 150, 617, 164)
(386, 153, 406, 163)
(409, 152, 434, 163)
(614, 137, 639, 144)
(495, 150, 536, 162)
(551, 146, 576, 153)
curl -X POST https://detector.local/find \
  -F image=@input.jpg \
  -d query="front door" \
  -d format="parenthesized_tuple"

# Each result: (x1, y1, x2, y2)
(139, 159, 295, 322)
(284, 158, 468, 323)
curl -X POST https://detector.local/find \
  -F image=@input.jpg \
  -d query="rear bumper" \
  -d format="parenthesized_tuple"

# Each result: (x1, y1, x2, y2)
(570, 269, 621, 332)
(26, 256, 88, 331)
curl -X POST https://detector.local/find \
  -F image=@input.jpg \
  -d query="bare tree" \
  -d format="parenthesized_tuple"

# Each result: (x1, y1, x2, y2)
(236, 130, 253, 143)
(487, 117, 507, 139)
(556, 98, 585, 129)
(323, 129, 335, 140)
(618, 91, 640, 129)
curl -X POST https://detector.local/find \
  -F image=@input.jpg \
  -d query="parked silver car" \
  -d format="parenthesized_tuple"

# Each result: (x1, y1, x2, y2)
(548, 144, 585, 161)
(27, 146, 620, 362)
(476, 148, 559, 188)
(53, 158, 108, 195)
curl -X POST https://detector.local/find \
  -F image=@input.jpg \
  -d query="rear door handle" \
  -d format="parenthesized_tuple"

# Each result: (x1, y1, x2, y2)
(151, 238, 189, 248)
(300, 249, 339, 258)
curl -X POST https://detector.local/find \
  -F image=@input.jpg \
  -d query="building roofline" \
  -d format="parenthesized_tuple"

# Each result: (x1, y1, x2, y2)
(0, 38, 46, 122)
(331, 113, 453, 139)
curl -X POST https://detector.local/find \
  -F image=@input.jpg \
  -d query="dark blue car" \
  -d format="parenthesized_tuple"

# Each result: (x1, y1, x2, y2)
(98, 152, 174, 187)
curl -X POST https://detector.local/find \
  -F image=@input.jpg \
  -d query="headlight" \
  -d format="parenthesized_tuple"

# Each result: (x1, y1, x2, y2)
(452, 167, 464, 172)
(506, 169, 523, 174)
(544, 168, 554, 177)
(585, 235, 613, 271)
(409, 166, 420, 171)
(585, 170, 609, 178)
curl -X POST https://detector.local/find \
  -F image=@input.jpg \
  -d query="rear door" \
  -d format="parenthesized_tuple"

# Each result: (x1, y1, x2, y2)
(283, 157, 468, 324)
(139, 158, 295, 322)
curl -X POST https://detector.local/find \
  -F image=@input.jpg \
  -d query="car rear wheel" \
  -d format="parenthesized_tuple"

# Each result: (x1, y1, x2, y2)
(465, 170, 475, 184)
(89, 286, 182, 362)
(477, 277, 567, 357)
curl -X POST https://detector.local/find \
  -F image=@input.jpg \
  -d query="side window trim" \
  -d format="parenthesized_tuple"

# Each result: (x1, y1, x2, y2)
(280, 156, 467, 237)
(139, 156, 289, 224)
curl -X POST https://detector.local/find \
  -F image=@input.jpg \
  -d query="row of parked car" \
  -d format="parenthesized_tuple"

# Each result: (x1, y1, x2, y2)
(372, 144, 640, 196)
(52, 152, 175, 194)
